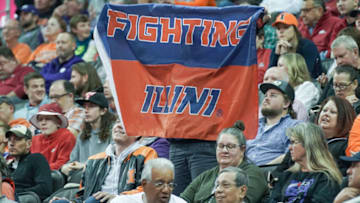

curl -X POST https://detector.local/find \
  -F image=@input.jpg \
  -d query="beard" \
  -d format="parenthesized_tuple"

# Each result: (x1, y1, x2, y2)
(261, 107, 283, 118)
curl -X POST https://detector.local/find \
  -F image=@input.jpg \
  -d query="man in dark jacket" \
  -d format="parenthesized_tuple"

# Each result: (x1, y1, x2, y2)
(7, 124, 52, 200)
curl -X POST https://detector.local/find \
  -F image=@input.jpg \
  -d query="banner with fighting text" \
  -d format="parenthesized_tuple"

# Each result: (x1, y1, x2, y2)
(95, 4, 263, 140)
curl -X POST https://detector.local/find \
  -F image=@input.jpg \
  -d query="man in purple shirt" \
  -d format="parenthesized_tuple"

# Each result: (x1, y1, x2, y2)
(40, 32, 83, 93)
(247, 80, 300, 166)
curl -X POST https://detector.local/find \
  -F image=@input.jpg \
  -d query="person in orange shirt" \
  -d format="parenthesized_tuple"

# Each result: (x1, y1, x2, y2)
(2, 19, 32, 65)
(27, 16, 67, 68)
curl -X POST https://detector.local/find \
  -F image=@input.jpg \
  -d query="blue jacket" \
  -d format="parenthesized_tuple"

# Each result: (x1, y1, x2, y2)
(41, 55, 83, 93)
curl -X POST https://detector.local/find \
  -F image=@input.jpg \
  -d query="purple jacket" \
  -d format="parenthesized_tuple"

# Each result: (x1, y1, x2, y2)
(41, 55, 83, 93)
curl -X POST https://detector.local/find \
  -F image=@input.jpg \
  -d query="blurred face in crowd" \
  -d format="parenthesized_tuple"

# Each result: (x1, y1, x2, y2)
(300, 0, 322, 27)
(332, 44, 359, 67)
(275, 23, 296, 41)
(72, 21, 91, 41)
(37, 115, 61, 135)
(337, 0, 358, 16)
(64, 0, 82, 17)
(8, 134, 31, 157)
(70, 70, 87, 93)
(20, 11, 38, 29)
(0, 56, 17, 80)
(333, 72, 357, 98)
(0, 102, 14, 123)
(317, 100, 338, 139)
(289, 137, 306, 164)
(25, 78, 46, 106)
(216, 133, 244, 169)
(111, 120, 136, 145)
(2, 20, 21, 43)
(44, 17, 63, 38)
(34, 0, 52, 11)
(261, 89, 289, 118)
(0, 126, 8, 154)
(83, 102, 106, 124)
(103, 80, 113, 100)
(142, 167, 174, 203)
(49, 82, 72, 110)
(347, 162, 360, 188)
(215, 172, 247, 203)
(56, 33, 76, 62)
(263, 67, 287, 83)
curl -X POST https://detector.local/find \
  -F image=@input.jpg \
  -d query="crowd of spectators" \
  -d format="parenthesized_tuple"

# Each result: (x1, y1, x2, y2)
(2, 0, 360, 202)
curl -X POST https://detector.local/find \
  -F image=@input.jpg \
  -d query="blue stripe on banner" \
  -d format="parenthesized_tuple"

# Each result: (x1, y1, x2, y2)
(96, 4, 264, 68)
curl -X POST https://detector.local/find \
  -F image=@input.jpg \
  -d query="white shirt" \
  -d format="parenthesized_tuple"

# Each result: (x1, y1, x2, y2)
(110, 192, 187, 203)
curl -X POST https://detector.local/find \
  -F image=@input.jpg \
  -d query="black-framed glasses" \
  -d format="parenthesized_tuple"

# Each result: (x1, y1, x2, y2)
(49, 93, 69, 100)
(217, 143, 240, 151)
(333, 82, 353, 90)
(152, 181, 176, 189)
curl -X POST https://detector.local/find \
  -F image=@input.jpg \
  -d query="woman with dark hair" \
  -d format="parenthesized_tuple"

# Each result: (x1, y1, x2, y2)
(180, 121, 267, 203)
(276, 96, 356, 175)
(269, 12, 323, 79)
(269, 123, 342, 202)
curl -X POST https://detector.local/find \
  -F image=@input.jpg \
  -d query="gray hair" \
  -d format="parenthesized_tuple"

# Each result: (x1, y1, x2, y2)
(331, 35, 359, 53)
(141, 158, 174, 181)
(219, 166, 248, 187)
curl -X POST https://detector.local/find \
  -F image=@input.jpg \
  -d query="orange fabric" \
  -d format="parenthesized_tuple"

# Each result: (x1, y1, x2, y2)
(8, 118, 31, 128)
(11, 43, 32, 65)
(2, 182, 15, 200)
(347, 115, 360, 156)
(26, 43, 57, 64)
(174, 0, 216, 6)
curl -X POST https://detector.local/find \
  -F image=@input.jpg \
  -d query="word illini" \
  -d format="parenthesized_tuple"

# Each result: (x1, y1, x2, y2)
(141, 85, 221, 116)
(107, 9, 251, 47)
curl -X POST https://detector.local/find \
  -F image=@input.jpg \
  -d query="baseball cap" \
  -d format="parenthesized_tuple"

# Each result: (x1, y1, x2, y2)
(76, 91, 109, 108)
(340, 152, 360, 162)
(272, 12, 298, 27)
(260, 80, 295, 102)
(6, 125, 32, 140)
(20, 4, 39, 16)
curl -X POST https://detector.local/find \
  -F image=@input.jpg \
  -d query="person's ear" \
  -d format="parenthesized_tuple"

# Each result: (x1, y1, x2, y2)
(238, 185, 247, 199)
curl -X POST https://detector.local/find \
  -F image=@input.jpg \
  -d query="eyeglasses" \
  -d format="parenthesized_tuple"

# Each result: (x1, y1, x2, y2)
(152, 181, 176, 189)
(215, 182, 236, 189)
(217, 143, 240, 151)
(49, 93, 69, 100)
(333, 82, 353, 90)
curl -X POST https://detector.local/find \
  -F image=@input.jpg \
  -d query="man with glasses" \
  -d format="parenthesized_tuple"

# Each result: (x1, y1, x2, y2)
(49, 79, 85, 137)
(15, 72, 51, 121)
(50, 120, 157, 203)
(333, 65, 359, 103)
(319, 35, 360, 103)
(298, 0, 346, 59)
(110, 158, 186, 203)
(246, 80, 300, 166)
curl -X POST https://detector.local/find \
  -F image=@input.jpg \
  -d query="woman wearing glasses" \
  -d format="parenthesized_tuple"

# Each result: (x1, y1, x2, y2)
(269, 123, 342, 203)
(277, 96, 356, 176)
(180, 121, 267, 203)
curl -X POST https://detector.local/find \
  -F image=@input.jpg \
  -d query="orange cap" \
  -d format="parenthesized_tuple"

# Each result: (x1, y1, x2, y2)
(272, 12, 298, 27)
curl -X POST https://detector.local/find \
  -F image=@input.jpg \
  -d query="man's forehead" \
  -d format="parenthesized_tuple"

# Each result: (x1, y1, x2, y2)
(151, 167, 174, 179)
(265, 88, 283, 95)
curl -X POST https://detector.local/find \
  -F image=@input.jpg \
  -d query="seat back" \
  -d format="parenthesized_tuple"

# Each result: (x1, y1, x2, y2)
(51, 170, 66, 193)
(18, 191, 41, 203)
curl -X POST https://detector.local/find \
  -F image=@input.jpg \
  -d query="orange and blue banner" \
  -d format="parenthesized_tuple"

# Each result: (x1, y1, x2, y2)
(95, 4, 263, 140)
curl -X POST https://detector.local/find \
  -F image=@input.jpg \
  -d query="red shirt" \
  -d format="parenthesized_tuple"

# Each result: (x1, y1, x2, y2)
(0, 65, 34, 98)
(298, 12, 346, 58)
(257, 48, 272, 84)
(31, 128, 76, 170)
